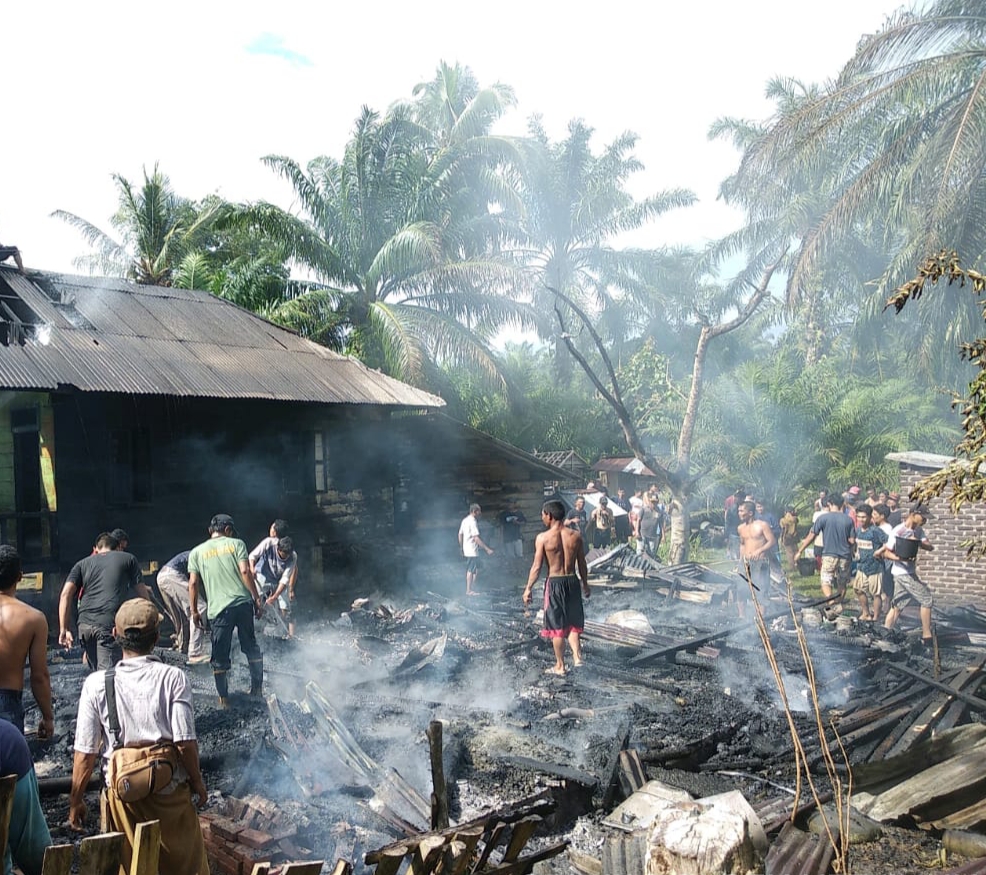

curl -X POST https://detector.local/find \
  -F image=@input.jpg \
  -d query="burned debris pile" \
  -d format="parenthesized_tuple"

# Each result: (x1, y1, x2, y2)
(36, 556, 986, 875)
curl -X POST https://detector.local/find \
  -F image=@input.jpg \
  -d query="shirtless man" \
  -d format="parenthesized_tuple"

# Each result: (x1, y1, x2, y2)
(0, 545, 54, 737)
(736, 500, 776, 616)
(523, 500, 590, 675)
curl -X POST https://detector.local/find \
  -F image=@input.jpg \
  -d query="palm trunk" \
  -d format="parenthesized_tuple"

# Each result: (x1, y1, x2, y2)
(667, 493, 690, 565)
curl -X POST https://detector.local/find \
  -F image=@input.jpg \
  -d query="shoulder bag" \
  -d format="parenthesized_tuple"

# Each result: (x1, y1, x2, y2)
(104, 669, 179, 802)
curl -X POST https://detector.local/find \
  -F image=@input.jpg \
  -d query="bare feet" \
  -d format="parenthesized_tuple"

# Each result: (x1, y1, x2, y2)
(544, 666, 566, 676)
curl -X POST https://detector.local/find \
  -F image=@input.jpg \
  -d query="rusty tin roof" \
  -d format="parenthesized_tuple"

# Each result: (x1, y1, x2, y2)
(0, 268, 444, 409)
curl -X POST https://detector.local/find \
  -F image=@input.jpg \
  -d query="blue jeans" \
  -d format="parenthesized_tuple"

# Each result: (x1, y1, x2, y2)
(209, 601, 263, 698)
(0, 690, 23, 733)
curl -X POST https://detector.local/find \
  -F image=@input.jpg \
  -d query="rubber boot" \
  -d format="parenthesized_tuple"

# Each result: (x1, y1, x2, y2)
(248, 658, 264, 697)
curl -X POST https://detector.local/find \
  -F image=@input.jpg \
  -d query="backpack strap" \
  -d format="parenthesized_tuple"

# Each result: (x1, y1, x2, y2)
(104, 669, 124, 748)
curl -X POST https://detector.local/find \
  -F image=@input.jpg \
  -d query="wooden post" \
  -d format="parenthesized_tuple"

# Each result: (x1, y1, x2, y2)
(129, 820, 161, 875)
(427, 720, 449, 830)
(79, 832, 125, 875)
(41, 844, 73, 875)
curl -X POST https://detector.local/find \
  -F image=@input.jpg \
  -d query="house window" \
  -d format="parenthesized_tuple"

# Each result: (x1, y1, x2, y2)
(108, 429, 152, 505)
(314, 431, 329, 493)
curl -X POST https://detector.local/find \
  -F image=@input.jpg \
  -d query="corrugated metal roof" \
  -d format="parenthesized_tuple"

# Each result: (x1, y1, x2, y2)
(0, 268, 444, 408)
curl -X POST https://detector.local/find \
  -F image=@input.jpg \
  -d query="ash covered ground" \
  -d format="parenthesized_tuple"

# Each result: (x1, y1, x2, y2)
(27, 558, 984, 874)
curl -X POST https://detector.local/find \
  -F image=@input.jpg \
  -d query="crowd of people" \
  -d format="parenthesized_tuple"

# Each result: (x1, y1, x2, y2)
(0, 513, 300, 874)
(560, 484, 671, 557)
(728, 485, 936, 642)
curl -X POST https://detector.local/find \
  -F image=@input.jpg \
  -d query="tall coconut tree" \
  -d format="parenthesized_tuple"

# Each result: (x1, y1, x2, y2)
(236, 69, 533, 388)
(53, 165, 215, 286)
(720, 3, 986, 386)
(509, 119, 695, 379)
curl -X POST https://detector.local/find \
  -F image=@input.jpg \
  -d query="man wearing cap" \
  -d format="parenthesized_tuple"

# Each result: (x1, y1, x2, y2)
(58, 532, 153, 671)
(69, 599, 209, 874)
(188, 515, 264, 707)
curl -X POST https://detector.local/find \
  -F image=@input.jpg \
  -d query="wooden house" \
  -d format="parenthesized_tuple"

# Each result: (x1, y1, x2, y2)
(0, 266, 446, 609)
(590, 456, 660, 496)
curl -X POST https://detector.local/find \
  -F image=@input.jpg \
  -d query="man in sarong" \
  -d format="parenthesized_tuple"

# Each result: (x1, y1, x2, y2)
(523, 500, 590, 676)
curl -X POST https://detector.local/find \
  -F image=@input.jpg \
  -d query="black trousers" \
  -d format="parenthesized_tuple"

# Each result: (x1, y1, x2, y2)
(209, 601, 263, 697)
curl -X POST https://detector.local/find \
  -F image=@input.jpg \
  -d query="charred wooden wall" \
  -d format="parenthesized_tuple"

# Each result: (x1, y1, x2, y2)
(38, 392, 398, 611)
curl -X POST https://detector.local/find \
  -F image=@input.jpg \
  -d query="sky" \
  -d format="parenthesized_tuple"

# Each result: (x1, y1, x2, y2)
(3, 0, 905, 275)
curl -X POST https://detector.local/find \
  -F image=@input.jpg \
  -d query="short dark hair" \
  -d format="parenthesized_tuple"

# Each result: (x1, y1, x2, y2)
(873, 503, 891, 517)
(277, 536, 294, 554)
(95, 532, 119, 550)
(828, 494, 845, 509)
(0, 545, 21, 590)
(271, 519, 289, 537)
(118, 629, 158, 655)
(856, 504, 872, 517)
(740, 500, 756, 513)
(543, 500, 566, 521)
(110, 528, 129, 543)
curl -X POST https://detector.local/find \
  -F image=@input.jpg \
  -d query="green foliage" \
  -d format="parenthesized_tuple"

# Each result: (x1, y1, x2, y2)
(440, 340, 624, 460)
(227, 65, 535, 390)
(892, 252, 986, 554)
(53, 164, 214, 285)
(695, 345, 959, 511)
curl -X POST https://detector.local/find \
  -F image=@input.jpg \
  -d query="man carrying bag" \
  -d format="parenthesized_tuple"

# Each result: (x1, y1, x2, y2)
(69, 599, 209, 875)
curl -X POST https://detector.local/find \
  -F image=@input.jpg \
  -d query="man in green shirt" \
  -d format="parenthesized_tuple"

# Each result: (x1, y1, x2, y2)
(188, 514, 264, 708)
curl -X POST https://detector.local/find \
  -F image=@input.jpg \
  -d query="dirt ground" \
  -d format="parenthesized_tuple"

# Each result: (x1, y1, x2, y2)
(26, 557, 986, 874)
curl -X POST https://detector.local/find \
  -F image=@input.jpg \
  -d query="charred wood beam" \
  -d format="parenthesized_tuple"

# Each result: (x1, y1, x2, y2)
(601, 718, 632, 810)
(365, 793, 556, 865)
(627, 600, 837, 667)
(617, 750, 648, 798)
(868, 692, 940, 761)
(639, 724, 738, 769)
(887, 663, 986, 713)
(575, 663, 681, 695)
(480, 840, 569, 874)
(494, 754, 599, 788)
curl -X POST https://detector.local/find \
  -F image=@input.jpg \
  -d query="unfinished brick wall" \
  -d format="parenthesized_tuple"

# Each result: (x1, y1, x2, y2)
(897, 462, 986, 608)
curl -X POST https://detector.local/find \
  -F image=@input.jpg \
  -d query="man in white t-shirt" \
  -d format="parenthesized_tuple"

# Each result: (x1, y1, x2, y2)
(458, 504, 493, 596)
(875, 507, 935, 645)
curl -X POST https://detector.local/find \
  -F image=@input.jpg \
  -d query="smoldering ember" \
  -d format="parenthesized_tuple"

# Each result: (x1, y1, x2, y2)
(1, 264, 985, 875)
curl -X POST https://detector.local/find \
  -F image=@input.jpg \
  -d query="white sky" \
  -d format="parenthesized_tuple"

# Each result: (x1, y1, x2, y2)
(4, 0, 903, 274)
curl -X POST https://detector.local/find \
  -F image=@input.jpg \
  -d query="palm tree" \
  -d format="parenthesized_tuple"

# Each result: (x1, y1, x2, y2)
(53, 165, 215, 285)
(510, 119, 695, 375)
(236, 68, 533, 388)
(719, 3, 986, 385)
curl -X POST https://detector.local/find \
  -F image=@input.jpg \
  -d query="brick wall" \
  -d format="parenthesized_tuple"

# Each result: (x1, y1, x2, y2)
(897, 462, 986, 609)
